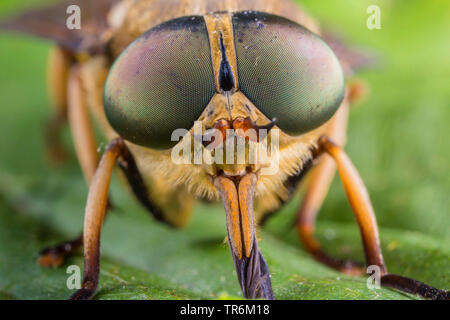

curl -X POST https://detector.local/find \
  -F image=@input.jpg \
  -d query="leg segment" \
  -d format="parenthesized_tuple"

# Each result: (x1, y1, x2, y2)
(318, 136, 385, 272)
(296, 152, 364, 275)
(295, 102, 364, 274)
(67, 65, 100, 185)
(44, 46, 72, 164)
(70, 138, 177, 299)
(70, 138, 125, 300)
(64, 62, 173, 227)
(313, 136, 448, 300)
(116, 147, 171, 225)
(39, 63, 174, 267)
(381, 274, 449, 300)
(38, 64, 101, 267)
(37, 235, 83, 268)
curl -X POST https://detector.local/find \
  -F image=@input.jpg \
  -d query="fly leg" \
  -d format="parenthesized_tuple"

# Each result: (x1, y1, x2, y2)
(69, 137, 176, 299)
(37, 235, 83, 268)
(44, 46, 72, 164)
(296, 152, 365, 275)
(314, 136, 449, 300)
(70, 138, 125, 300)
(38, 59, 176, 266)
(295, 101, 364, 274)
(38, 64, 103, 267)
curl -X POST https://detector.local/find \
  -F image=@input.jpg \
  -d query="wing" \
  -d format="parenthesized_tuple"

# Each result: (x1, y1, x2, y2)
(0, 0, 121, 54)
(322, 29, 379, 76)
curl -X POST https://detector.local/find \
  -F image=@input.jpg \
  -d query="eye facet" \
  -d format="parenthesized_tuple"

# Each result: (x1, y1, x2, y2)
(232, 11, 345, 135)
(104, 16, 215, 149)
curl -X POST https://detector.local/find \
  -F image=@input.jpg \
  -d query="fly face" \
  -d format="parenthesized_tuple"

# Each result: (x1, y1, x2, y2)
(103, 10, 345, 299)
(104, 10, 344, 177)
(3, 0, 447, 301)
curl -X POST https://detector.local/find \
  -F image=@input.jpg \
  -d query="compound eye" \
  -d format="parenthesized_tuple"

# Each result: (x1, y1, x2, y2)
(232, 11, 345, 135)
(104, 16, 215, 149)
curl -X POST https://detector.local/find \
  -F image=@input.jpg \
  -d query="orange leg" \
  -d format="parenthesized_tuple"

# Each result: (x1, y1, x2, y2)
(296, 100, 364, 274)
(296, 153, 365, 275)
(70, 138, 125, 300)
(67, 65, 100, 185)
(318, 136, 385, 272)
(38, 64, 101, 267)
(304, 136, 448, 300)
(69, 137, 175, 299)
(38, 62, 173, 266)
(39, 58, 173, 269)
(44, 46, 72, 164)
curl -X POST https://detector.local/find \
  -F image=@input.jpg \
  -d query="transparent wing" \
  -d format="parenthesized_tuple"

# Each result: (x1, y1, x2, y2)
(322, 29, 379, 76)
(0, 0, 121, 54)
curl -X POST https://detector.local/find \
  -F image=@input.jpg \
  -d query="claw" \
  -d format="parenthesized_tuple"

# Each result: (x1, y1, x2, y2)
(69, 280, 97, 300)
(37, 251, 64, 268)
(37, 236, 82, 268)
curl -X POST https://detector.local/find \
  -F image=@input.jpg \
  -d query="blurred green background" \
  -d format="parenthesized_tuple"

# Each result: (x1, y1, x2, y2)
(0, 0, 448, 299)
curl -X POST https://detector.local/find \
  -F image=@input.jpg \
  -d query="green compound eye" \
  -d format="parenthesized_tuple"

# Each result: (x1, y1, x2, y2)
(104, 16, 215, 149)
(232, 11, 345, 135)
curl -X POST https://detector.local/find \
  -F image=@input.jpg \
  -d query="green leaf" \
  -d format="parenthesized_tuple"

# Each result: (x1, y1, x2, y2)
(0, 0, 448, 300)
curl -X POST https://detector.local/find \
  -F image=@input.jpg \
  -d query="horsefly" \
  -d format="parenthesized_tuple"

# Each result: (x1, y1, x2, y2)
(1, 0, 448, 300)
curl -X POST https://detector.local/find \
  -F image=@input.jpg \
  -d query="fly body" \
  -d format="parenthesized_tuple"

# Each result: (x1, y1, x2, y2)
(1, 0, 448, 300)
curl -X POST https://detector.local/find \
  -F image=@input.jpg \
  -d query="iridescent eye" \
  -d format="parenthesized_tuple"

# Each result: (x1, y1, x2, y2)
(232, 11, 345, 135)
(104, 16, 215, 149)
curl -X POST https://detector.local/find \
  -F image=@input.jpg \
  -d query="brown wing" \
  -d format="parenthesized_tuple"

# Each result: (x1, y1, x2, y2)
(321, 30, 379, 76)
(0, 0, 121, 54)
